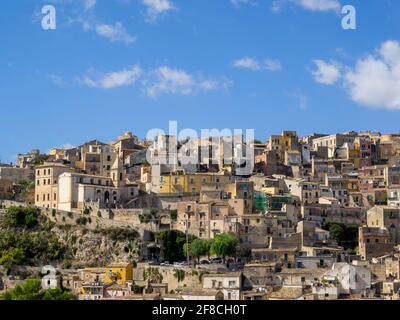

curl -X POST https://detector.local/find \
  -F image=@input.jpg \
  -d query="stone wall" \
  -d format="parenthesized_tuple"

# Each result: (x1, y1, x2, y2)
(134, 263, 204, 292)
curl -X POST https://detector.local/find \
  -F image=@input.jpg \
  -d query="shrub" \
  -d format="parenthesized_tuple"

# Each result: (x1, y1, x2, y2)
(75, 217, 88, 226)
(174, 269, 185, 282)
(170, 210, 178, 221)
(0, 279, 76, 300)
(2, 206, 39, 229)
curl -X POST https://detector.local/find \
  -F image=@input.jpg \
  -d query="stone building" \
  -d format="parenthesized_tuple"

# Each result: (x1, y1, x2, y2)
(358, 227, 393, 260)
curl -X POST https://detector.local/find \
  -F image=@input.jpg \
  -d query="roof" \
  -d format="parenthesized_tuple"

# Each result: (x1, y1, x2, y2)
(181, 289, 223, 297)
(202, 272, 242, 278)
(105, 283, 129, 291)
(269, 286, 303, 300)
(35, 163, 71, 169)
(81, 268, 105, 274)
(252, 247, 298, 253)
(80, 140, 107, 147)
(278, 268, 327, 275)
(244, 262, 278, 268)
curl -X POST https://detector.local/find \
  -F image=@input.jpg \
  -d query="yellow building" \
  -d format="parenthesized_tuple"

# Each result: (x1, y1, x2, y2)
(34, 163, 74, 209)
(49, 148, 66, 156)
(159, 172, 230, 195)
(267, 131, 299, 162)
(347, 146, 361, 169)
(260, 186, 282, 195)
(103, 263, 133, 285)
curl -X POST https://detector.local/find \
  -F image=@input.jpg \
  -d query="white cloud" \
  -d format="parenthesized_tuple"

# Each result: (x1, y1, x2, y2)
(271, 0, 286, 12)
(233, 57, 282, 72)
(311, 60, 341, 84)
(295, 0, 341, 12)
(264, 58, 282, 71)
(293, 92, 309, 111)
(83, 0, 96, 11)
(143, 66, 230, 98)
(142, 0, 174, 21)
(271, 0, 341, 13)
(287, 90, 310, 111)
(80, 65, 230, 97)
(233, 57, 261, 70)
(83, 65, 142, 89)
(47, 74, 67, 87)
(94, 22, 137, 44)
(345, 40, 400, 110)
(230, 0, 258, 8)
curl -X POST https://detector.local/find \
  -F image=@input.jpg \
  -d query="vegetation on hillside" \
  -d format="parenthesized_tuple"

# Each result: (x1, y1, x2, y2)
(158, 230, 239, 263)
(322, 221, 359, 253)
(0, 279, 76, 300)
(0, 206, 67, 271)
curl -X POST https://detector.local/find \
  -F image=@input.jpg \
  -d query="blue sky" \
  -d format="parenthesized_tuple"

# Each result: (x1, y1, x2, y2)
(1, 0, 400, 163)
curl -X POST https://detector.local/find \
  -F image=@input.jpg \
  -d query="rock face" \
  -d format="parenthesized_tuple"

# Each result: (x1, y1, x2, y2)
(0, 203, 155, 270)
(53, 225, 142, 268)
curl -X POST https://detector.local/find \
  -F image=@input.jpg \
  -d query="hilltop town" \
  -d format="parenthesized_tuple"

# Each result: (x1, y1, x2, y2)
(1, 129, 400, 300)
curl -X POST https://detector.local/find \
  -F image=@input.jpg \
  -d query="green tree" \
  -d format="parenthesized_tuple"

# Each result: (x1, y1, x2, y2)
(0, 247, 26, 269)
(0, 279, 76, 300)
(30, 155, 50, 167)
(41, 288, 76, 300)
(210, 233, 239, 263)
(157, 230, 197, 262)
(190, 239, 210, 262)
(322, 222, 359, 251)
(2, 206, 39, 229)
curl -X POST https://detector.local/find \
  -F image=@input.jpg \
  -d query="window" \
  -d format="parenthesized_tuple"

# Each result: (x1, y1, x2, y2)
(37, 180, 40, 186)
(54, 193, 57, 201)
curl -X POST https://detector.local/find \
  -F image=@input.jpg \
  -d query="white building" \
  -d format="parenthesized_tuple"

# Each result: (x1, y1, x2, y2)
(202, 273, 242, 300)
(58, 172, 119, 212)
(324, 262, 371, 295)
